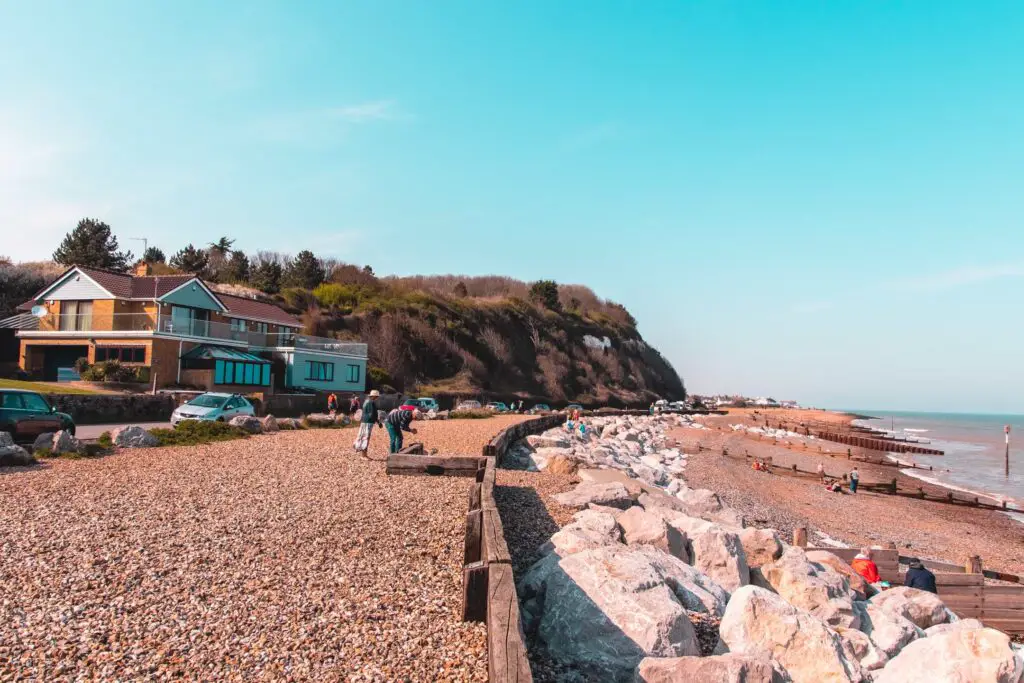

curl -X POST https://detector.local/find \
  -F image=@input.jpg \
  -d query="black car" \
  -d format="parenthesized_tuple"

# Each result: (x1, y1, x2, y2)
(0, 390, 76, 443)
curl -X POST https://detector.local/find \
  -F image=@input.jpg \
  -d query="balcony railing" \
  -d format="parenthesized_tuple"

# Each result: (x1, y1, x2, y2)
(29, 312, 368, 357)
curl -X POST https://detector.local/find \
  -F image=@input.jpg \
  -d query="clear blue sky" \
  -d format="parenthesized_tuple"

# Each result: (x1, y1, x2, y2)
(2, 1, 1022, 413)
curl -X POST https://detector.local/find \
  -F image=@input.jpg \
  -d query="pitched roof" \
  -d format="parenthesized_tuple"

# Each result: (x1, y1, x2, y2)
(217, 292, 301, 326)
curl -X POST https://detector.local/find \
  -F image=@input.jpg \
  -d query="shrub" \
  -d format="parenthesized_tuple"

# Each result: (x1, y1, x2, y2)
(148, 420, 248, 446)
(367, 366, 393, 389)
(449, 408, 493, 419)
(80, 360, 141, 383)
(74, 357, 90, 374)
(97, 431, 113, 449)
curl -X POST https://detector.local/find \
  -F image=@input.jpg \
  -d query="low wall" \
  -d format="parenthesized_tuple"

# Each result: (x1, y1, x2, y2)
(51, 393, 177, 424)
(483, 414, 566, 465)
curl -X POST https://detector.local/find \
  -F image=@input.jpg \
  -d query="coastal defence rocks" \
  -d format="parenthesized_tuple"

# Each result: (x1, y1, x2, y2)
(510, 413, 1013, 682)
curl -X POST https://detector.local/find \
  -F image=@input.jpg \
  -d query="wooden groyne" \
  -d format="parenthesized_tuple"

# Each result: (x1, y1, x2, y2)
(812, 430, 944, 455)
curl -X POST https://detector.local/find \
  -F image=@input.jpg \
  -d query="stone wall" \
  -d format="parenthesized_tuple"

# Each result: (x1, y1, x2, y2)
(51, 393, 177, 424)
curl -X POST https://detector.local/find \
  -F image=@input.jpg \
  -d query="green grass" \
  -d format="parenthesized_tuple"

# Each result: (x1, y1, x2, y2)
(148, 420, 249, 446)
(449, 409, 494, 420)
(0, 379, 99, 395)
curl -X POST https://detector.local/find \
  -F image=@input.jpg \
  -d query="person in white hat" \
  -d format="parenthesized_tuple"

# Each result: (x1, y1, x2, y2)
(353, 390, 381, 457)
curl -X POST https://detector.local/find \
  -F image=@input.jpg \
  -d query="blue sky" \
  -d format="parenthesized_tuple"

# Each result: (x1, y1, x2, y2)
(2, 1, 1022, 413)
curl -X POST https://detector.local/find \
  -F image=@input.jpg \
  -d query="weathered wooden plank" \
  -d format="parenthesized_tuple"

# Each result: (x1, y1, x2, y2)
(984, 593, 1024, 607)
(465, 509, 483, 565)
(983, 569, 1023, 584)
(397, 442, 425, 455)
(385, 454, 484, 476)
(469, 483, 482, 512)
(936, 586, 983, 597)
(983, 585, 1024, 596)
(941, 597, 983, 610)
(483, 508, 512, 565)
(462, 560, 489, 622)
(487, 563, 533, 683)
(481, 481, 498, 509)
(934, 573, 984, 586)
(979, 608, 1024, 620)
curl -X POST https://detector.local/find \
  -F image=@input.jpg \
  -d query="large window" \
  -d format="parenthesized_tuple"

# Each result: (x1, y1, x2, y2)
(95, 346, 146, 363)
(59, 300, 93, 331)
(306, 361, 334, 382)
(346, 364, 360, 383)
(214, 359, 270, 386)
(170, 306, 210, 337)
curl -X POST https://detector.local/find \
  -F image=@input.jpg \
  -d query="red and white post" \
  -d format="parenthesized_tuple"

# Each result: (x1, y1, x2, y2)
(1005, 424, 1011, 477)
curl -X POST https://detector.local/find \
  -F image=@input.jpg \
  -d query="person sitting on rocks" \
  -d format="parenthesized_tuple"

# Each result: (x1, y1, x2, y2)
(851, 547, 881, 584)
(904, 557, 938, 593)
(384, 406, 418, 454)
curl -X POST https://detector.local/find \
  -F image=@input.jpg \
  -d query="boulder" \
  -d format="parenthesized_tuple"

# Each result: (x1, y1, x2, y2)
(740, 528, 784, 569)
(540, 510, 622, 557)
(806, 550, 875, 598)
(651, 511, 750, 592)
(635, 653, 790, 682)
(32, 432, 55, 451)
(874, 628, 1024, 683)
(229, 415, 263, 434)
(50, 430, 82, 455)
(110, 425, 159, 448)
(336, 414, 351, 426)
(642, 488, 745, 528)
(856, 601, 920, 660)
(547, 455, 579, 475)
(277, 417, 300, 430)
(759, 547, 860, 629)
(617, 507, 688, 562)
(527, 433, 571, 449)
(925, 618, 985, 638)
(633, 545, 729, 616)
(719, 585, 864, 683)
(869, 587, 951, 630)
(0, 432, 35, 466)
(518, 545, 701, 681)
(839, 627, 888, 672)
(303, 413, 335, 428)
(554, 481, 637, 510)
(260, 415, 280, 433)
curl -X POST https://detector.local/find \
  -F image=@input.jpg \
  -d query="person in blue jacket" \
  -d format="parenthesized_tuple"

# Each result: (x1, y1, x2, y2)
(904, 558, 938, 593)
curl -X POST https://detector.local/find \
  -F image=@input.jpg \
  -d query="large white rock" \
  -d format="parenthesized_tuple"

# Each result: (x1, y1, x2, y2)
(541, 510, 622, 557)
(527, 433, 571, 449)
(111, 425, 159, 448)
(740, 528, 784, 569)
(260, 415, 280, 432)
(719, 585, 864, 683)
(633, 545, 730, 617)
(839, 627, 889, 672)
(869, 587, 951, 630)
(554, 481, 637, 510)
(229, 415, 263, 433)
(617, 507, 688, 561)
(652, 511, 750, 592)
(50, 430, 82, 455)
(759, 547, 860, 629)
(806, 551, 874, 599)
(874, 628, 1024, 683)
(643, 487, 746, 529)
(635, 653, 790, 682)
(0, 432, 35, 466)
(856, 601, 920, 660)
(925, 618, 985, 638)
(518, 545, 701, 681)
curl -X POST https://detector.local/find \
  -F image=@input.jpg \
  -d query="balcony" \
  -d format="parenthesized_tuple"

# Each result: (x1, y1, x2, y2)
(23, 312, 367, 358)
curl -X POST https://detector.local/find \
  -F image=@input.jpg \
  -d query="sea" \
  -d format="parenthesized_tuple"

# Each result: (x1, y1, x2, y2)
(849, 410, 1024, 523)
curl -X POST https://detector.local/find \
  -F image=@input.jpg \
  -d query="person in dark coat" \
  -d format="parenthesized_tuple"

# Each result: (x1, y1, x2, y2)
(904, 558, 938, 593)
(384, 407, 417, 453)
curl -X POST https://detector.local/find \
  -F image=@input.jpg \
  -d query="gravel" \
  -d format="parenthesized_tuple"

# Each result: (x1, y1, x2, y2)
(0, 416, 528, 681)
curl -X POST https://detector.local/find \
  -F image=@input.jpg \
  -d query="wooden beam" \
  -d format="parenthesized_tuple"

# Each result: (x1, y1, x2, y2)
(483, 508, 512, 565)
(469, 483, 482, 512)
(793, 527, 807, 548)
(966, 555, 983, 575)
(462, 560, 489, 622)
(487, 563, 533, 682)
(465, 509, 483, 565)
(385, 454, 485, 476)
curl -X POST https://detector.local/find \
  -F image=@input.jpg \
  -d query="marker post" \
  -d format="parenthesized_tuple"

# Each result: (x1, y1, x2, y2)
(1005, 425, 1011, 478)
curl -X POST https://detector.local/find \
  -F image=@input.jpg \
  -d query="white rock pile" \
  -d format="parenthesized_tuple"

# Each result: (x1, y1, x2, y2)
(512, 414, 1024, 683)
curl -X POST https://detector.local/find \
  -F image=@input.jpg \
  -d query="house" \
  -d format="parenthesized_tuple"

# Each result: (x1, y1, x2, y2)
(15, 263, 368, 393)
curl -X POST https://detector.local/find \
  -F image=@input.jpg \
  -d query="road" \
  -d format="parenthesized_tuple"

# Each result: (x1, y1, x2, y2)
(76, 422, 171, 440)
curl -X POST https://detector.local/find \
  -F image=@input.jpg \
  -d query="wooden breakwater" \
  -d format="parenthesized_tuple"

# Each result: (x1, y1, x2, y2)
(812, 430, 944, 456)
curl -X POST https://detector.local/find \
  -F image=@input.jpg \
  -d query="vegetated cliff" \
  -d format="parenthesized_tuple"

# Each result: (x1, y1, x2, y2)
(274, 274, 686, 406)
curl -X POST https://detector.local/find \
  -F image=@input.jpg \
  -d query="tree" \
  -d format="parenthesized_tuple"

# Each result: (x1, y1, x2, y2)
(208, 236, 235, 257)
(453, 281, 469, 298)
(168, 244, 209, 275)
(223, 250, 250, 282)
(529, 280, 560, 310)
(142, 246, 166, 263)
(0, 262, 47, 318)
(283, 250, 326, 289)
(52, 218, 133, 271)
(250, 260, 282, 294)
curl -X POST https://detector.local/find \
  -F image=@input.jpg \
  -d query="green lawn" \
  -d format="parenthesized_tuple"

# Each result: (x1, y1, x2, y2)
(0, 379, 100, 395)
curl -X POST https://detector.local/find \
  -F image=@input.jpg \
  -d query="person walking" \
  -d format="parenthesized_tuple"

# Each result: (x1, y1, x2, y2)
(817, 461, 826, 483)
(349, 394, 360, 415)
(352, 390, 380, 457)
(327, 392, 339, 417)
(904, 558, 938, 593)
(849, 467, 860, 494)
(384, 406, 418, 453)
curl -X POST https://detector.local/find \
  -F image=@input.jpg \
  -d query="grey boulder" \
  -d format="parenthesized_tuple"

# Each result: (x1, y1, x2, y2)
(111, 425, 159, 448)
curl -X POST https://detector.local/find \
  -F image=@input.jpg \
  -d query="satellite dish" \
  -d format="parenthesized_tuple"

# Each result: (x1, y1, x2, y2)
(31, 305, 47, 318)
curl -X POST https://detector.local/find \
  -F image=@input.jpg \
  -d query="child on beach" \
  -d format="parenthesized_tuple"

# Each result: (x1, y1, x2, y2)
(850, 467, 860, 494)
(817, 461, 826, 483)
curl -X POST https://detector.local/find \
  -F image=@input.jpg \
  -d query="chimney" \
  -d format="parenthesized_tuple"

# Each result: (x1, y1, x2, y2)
(135, 261, 152, 277)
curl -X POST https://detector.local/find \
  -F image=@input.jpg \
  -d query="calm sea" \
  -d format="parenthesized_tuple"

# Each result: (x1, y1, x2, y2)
(849, 410, 1024, 511)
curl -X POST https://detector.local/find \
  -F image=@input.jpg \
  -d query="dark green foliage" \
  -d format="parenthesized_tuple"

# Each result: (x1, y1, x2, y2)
(148, 420, 248, 446)
(529, 280, 561, 310)
(52, 218, 133, 271)
(0, 262, 47, 318)
(208, 237, 235, 257)
(280, 287, 316, 312)
(79, 360, 145, 383)
(367, 366, 392, 389)
(283, 250, 326, 289)
(97, 431, 113, 449)
(74, 357, 90, 373)
(143, 246, 166, 263)
(449, 408, 493, 419)
(168, 244, 209, 275)
(224, 251, 250, 282)
(250, 260, 282, 294)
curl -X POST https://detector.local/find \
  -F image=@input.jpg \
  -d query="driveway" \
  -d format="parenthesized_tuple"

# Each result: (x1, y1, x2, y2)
(76, 422, 171, 440)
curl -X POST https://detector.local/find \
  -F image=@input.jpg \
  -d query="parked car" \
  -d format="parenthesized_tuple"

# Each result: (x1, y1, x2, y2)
(399, 398, 423, 412)
(416, 397, 440, 412)
(0, 390, 75, 443)
(486, 402, 509, 412)
(455, 400, 482, 411)
(529, 403, 552, 414)
(171, 393, 255, 426)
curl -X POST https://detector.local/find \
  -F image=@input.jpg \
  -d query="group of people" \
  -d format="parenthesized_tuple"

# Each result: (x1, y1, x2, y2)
(818, 462, 860, 494)
(326, 392, 362, 417)
(849, 547, 938, 594)
(351, 390, 419, 457)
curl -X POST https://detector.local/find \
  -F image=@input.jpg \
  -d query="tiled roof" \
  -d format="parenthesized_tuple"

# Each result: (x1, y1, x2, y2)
(217, 293, 301, 327)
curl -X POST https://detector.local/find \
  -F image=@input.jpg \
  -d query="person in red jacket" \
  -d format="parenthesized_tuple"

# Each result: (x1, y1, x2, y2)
(851, 547, 881, 585)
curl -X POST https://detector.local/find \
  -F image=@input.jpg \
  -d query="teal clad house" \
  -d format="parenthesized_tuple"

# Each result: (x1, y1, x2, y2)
(281, 348, 367, 392)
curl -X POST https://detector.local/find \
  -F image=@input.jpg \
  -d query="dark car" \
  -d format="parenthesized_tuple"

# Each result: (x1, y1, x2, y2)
(0, 390, 75, 443)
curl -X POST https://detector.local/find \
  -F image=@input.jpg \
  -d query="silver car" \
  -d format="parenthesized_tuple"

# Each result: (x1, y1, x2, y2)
(171, 393, 255, 426)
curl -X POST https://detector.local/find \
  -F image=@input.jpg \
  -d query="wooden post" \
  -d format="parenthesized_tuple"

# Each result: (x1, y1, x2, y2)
(891, 478, 897, 495)
(462, 561, 489, 622)
(793, 527, 807, 548)
(885, 541, 898, 550)
(966, 555, 983, 575)
(464, 510, 483, 564)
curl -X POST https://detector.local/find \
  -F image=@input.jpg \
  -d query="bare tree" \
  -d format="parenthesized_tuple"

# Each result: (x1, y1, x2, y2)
(365, 316, 407, 384)
(480, 326, 512, 364)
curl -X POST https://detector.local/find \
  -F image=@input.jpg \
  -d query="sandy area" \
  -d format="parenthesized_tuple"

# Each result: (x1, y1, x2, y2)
(678, 409, 1024, 575)
(0, 415, 528, 681)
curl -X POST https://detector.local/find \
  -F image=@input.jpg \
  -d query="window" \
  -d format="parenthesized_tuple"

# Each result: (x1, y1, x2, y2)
(214, 360, 270, 386)
(95, 347, 146, 363)
(59, 300, 93, 331)
(20, 393, 51, 412)
(170, 306, 210, 337)
(346, 364, 360, 383)
(229, 318, 248, 332)
(306, 361, 334, 382)
(0, 393, 23, 409)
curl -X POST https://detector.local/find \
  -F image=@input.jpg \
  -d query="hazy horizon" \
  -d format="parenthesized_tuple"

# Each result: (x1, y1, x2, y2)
(3, 2, 1022, 414)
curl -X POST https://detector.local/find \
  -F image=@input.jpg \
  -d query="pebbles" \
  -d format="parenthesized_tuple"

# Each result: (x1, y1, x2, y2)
(0, 417, 527, 681)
